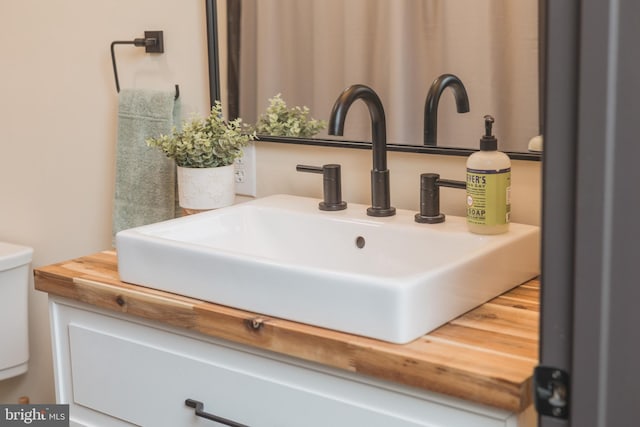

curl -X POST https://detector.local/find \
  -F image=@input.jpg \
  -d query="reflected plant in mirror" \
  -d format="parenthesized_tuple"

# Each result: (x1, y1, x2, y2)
(217, 0, 541, 159)
(254, 94, 327, 138)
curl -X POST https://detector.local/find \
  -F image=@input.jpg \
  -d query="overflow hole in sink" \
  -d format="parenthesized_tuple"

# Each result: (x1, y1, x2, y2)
(355, 236, 366, 249)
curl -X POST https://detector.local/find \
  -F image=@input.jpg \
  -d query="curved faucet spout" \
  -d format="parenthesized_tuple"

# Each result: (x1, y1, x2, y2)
(424, 74, 470, 146)
(329, 84, 395, 217)
(329, 84, 387, 171)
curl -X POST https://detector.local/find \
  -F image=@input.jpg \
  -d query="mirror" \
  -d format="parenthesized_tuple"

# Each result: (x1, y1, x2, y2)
(210, 0, 541, 160)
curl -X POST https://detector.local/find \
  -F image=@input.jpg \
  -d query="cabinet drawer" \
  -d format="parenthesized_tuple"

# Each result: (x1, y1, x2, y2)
(52, 301, 527, 427)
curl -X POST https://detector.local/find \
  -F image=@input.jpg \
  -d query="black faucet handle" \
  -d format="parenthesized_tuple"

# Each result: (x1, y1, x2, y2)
(415, 173, 466, 224)
(296, 164, 348, 211)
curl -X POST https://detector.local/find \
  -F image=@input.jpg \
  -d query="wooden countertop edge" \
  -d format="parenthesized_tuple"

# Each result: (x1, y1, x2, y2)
(34, 253, 537, 413)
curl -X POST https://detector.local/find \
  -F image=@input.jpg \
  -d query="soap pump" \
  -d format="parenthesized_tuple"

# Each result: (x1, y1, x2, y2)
(466, 115, 511, 235)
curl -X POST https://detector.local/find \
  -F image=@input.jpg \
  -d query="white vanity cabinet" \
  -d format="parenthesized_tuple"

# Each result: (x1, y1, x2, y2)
(49, 298, 535, 427)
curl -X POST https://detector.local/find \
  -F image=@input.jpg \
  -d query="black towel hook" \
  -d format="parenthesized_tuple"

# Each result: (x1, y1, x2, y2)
(110, 30, 180, 100)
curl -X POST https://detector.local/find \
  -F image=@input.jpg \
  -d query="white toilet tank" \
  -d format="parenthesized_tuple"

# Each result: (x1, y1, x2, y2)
(0, 242, 33, 381)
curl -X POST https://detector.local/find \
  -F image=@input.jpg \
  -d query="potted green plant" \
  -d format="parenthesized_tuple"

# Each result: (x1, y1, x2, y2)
(255, 94, 327, 138)
(147, 101, 256, 211)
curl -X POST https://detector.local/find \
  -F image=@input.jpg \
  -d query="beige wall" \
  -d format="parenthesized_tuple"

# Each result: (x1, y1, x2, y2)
(256, 143, 541, 226)
(0, 0, 541, 404)
(0, 0, 210, 403)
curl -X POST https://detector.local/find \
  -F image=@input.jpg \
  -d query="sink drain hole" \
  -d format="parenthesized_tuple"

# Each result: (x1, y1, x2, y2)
(355, 236, 366, 249)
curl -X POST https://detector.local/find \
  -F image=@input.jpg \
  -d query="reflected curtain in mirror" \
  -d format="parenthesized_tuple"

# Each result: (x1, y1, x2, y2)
(228, 0, 538, 152)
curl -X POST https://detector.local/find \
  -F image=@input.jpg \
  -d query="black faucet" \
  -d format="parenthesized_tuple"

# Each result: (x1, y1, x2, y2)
(424, 74, 470, 146)
(414, 173, 466, 224)
(296, 164, 347, 211)
(328, 84, 395, 217)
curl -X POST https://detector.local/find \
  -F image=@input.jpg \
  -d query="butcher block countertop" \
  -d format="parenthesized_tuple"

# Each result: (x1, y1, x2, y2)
(34, 250, 539, 413)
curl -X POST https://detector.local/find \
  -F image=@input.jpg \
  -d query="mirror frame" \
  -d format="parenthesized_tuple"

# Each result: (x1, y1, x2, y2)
(205, 0, 541, 161)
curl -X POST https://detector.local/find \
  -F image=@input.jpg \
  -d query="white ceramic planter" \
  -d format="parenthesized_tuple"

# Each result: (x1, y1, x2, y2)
(176, 165, 235, 210)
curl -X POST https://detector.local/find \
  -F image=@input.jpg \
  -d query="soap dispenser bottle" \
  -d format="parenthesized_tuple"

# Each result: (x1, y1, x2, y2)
(466, 115, 511, 234)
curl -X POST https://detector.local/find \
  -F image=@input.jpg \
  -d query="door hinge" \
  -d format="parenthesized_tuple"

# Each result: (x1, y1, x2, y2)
(534, 366, 569, 419)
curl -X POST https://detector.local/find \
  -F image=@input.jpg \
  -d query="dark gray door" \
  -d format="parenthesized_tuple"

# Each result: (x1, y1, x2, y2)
(539, 0, 640, 426)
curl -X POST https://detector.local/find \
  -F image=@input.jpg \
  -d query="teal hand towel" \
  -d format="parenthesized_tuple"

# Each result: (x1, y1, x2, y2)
(112, 89, 181, 241)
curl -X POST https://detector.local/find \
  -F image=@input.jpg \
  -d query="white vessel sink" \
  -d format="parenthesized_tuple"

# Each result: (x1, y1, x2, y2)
(116, 194, 539, 344)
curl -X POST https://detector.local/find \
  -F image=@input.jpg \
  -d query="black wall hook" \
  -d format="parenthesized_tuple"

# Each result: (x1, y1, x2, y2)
(110, 30, 179, 99)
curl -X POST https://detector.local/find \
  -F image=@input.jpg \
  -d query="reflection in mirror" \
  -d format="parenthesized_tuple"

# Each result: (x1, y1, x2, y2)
(221, 0, 540, 156)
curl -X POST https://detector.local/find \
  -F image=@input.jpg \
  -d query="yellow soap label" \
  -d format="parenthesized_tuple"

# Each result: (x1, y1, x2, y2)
(466, 168, 511, 226)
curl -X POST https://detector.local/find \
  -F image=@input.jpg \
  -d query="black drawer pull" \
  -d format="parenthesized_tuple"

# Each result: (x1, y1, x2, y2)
(185, 399, 250, 427)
